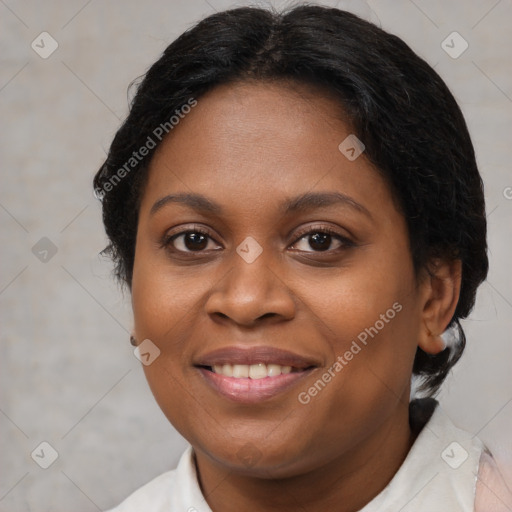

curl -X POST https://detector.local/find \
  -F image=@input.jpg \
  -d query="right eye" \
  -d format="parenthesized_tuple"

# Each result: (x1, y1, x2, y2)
(163, 229, 222, 253)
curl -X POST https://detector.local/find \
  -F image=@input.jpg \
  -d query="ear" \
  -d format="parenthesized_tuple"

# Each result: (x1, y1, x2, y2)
(418, 259, 462, 355)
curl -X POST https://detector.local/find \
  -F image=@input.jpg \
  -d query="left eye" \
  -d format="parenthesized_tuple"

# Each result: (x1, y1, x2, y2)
(291, 231, 348, 252)
(167, 231, 221, 252)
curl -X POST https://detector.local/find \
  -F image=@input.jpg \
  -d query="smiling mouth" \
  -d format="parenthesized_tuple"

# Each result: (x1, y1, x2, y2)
(194, 346, 319, 402)
(200, 363, 312, 379)
(197, 363, 316, 403)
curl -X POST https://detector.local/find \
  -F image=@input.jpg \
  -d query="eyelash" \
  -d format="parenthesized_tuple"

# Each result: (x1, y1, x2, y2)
(292, 225, 354, 251)
(161, 226, 218, 254)
(161, 224, 355, 256)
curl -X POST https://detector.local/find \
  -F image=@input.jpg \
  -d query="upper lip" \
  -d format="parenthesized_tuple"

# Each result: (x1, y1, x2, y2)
(194, 346, 320, 370)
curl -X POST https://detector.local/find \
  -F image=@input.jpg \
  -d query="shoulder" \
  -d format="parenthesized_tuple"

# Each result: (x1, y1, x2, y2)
(104, 446, 203, 512)
(105, 469, 178, 512)
(474, 449, 512, 512)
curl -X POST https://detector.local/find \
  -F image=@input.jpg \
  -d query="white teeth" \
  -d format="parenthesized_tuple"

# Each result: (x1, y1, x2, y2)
(213, 364, 233, 377)
(249, 363, 267, 379)
(232, 364, 249, 378)
(211, 363, 295, 378)
(267, 364, 282, 377)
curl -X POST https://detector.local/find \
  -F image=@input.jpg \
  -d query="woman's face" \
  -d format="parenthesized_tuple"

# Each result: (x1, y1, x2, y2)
(131, 82, 435, 477)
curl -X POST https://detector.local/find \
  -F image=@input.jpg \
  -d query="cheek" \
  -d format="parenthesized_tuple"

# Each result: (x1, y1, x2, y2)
(297, 253, 415, 344)
(296, 251, 420, 399)
(132, 271, 206, 437)
(293, 275, 418, 453)
(130, 246, 200, 410)
(131, 241, 208, 339)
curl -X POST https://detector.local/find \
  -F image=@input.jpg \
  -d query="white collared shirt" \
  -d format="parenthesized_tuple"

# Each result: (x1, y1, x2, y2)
(105, 403, 512, 511)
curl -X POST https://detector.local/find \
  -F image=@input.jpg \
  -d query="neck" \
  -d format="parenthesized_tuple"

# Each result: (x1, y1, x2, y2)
(194, 404, 416, 512)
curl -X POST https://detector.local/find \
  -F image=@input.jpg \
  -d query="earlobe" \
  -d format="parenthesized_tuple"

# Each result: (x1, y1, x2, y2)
(419, 327, 446, 355)
(417, 259, 462, 355)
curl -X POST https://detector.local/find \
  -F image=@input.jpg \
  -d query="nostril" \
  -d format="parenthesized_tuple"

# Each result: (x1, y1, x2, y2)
(258, 312, 277, 321)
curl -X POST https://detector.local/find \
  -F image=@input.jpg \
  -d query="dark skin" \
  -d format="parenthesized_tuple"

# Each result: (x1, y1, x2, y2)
(131, 81, 461, 511)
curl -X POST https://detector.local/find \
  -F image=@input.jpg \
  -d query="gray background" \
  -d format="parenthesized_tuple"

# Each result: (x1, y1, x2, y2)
(1, 0, 511, 510)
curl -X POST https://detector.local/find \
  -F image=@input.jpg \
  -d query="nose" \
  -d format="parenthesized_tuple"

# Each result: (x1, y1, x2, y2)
(204, 251, 296, 327)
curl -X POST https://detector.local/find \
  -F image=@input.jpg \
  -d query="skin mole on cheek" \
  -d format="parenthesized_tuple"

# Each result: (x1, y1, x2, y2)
(93, 5, 509, 512)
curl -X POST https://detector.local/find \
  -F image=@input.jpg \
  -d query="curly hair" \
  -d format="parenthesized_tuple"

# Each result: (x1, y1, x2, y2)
(93, 5, 488, 397)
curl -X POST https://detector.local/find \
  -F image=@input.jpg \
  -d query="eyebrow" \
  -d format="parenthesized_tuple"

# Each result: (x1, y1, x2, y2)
(150, 191, 371, 218)
(282, 191, 371, 218)
(150, 193, 222, 216)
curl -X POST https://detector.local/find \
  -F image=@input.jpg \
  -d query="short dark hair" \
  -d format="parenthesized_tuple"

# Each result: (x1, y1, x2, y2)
(93, 5, 488, 397)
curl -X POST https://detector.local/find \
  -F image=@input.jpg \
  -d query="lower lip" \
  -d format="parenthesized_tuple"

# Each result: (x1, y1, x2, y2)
(197, 367, 314, 404)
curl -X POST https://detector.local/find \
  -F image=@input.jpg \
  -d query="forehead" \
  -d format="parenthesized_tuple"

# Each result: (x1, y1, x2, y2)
(141, 81, 392, 220)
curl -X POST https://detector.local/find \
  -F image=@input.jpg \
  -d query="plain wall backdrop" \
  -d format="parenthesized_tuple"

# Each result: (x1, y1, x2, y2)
(1, 0, 511, 510)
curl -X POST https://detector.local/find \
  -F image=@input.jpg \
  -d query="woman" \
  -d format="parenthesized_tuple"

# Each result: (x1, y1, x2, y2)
(94, 5, 511, 511)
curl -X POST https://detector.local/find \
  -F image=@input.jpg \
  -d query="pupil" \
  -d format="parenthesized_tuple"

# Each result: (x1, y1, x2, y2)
(309, 233, 330, 251)
(185, 233, 207, 251)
